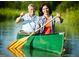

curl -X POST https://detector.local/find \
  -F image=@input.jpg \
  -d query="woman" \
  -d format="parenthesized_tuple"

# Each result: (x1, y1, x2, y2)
(39, 3, 63, 34)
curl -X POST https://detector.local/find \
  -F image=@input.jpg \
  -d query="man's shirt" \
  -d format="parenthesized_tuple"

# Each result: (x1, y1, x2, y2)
(21, 13, 39, 34)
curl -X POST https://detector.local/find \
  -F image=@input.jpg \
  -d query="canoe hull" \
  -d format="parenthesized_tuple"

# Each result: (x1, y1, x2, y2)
(17, 33, 64, 54)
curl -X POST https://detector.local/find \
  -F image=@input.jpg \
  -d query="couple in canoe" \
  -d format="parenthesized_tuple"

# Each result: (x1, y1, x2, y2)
(16, 3, 63, 35)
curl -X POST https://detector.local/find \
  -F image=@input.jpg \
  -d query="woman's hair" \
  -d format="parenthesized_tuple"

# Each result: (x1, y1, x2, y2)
(39, 3, 52, 16)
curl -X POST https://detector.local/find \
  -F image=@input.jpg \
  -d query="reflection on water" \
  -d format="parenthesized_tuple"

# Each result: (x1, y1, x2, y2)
(0, 20, 79, 57)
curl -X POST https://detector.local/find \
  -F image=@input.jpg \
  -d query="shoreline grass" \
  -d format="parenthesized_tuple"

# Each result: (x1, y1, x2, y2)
(0, 8, 26, 17)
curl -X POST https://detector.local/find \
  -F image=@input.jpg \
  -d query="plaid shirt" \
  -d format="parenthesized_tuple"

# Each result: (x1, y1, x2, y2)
(39, 15, 59, 33)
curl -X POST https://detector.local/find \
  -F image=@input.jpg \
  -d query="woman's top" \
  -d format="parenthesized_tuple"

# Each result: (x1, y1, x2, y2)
(43, 19, 52, 34)
(39, 15, 62, 34)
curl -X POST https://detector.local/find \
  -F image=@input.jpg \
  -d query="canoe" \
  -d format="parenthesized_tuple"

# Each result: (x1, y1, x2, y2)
(17, 33, 64, 55)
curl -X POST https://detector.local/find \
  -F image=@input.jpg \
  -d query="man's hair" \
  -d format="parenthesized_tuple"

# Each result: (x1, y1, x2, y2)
(28, 4, 36, 10)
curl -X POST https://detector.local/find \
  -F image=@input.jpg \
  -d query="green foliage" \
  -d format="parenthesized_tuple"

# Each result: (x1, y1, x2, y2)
(55, 9, 79, 36)
(0, 8, 26, 21)
(0, 1, 79, 26)
(0, 8, 26, 18)
(0, 1, 53, 19)
(56, 1, 79, 13)
(62, 9, 79, 26)
(52, 1, 79, 35)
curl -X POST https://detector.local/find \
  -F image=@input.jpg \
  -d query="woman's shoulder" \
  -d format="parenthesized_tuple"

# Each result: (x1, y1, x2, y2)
(39, 16, 45, 20)
(39, 16, 43, 18)
(39, 16, 44, 21)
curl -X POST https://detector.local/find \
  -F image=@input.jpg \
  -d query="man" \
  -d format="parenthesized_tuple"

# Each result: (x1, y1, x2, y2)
(16, 4, 39, 35)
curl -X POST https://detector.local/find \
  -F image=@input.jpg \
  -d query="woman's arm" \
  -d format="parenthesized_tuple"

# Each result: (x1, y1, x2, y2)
(55, 12, 63, 23)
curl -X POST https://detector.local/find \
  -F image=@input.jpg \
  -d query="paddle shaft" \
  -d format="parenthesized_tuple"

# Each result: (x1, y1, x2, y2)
(35, 16, 56, 32)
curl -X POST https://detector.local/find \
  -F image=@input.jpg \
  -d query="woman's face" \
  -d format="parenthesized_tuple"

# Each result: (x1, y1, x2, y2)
(42, 5, 49, 15)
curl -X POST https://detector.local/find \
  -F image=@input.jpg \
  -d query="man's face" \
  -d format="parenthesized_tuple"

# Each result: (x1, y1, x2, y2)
(28, 6, 35, 15)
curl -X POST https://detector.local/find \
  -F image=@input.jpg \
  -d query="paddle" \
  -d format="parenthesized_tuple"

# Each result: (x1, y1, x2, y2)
(8, 16, 56, 52)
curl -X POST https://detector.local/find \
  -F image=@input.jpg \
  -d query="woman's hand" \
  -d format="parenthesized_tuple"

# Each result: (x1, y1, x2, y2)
(56, 12, 61, 18)
(55, 12, 63, 23)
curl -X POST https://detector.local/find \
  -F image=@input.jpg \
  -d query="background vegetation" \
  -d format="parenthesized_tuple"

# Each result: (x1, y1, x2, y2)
(0, 1, 79, 35)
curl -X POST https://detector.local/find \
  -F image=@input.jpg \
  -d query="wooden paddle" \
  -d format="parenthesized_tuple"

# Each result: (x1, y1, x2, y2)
(8, 16, 56, 53)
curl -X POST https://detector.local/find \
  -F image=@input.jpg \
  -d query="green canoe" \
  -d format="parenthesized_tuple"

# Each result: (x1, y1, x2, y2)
(17, 33, 64, 55)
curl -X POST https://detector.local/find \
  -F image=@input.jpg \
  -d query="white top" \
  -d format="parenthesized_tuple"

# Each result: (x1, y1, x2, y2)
(21, 13, 39, 34)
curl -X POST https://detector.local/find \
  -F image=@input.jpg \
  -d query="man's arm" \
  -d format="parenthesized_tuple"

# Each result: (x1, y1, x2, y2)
(15, 12, 24, 23)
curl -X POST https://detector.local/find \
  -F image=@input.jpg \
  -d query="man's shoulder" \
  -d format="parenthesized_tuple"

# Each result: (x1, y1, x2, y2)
(23, 13, 28, 17)
(35, 15, 39, 18)
(34, 15, 39, 22)
(21, 13, 28, 19)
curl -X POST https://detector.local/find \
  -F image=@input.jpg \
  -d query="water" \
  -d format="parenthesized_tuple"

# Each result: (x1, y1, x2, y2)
(0, 20, 79, 57)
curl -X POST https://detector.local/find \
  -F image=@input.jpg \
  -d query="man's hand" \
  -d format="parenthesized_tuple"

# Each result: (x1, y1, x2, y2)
(20, 12, 25, 17)
(16, 12, 25, 23)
